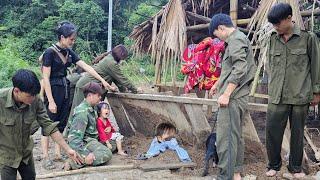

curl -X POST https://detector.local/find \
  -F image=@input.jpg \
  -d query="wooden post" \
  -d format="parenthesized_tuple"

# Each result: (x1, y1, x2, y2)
(154, 58, 162, 85)
(230, 0, 238, 26)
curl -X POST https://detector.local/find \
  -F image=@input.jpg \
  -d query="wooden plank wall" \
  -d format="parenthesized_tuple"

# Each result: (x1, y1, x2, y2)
(107, 93, 267, 147)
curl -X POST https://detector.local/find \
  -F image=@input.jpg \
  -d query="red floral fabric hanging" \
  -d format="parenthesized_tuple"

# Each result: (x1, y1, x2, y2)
(181, 37, 225, 93)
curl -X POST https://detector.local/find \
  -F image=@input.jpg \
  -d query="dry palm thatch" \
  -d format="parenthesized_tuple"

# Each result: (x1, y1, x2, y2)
(200, 0, 216, 16)
(130, 0, 219, 84)
(248, 0, 304, 44)
(151, 0, 187, 84)
(130, 10, 162, 56)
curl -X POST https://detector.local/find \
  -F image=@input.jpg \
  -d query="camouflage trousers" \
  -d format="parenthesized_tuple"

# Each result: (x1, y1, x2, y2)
(69, 140, 112, 170)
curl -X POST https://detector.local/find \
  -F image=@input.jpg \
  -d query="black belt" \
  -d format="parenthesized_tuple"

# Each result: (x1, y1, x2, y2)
(49, 77, 69, 99)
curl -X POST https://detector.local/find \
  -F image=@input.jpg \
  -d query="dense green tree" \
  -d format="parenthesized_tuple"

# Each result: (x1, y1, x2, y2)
(0, 37, 39, 88)
(0, 0, 168, 88)
(58, 0, 106, 57)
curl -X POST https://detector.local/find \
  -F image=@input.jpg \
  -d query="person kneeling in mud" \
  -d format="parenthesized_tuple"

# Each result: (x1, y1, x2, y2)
(137, 122, 191, 162)
(65, 82, 112, 170)
(96, 101, 128, 156)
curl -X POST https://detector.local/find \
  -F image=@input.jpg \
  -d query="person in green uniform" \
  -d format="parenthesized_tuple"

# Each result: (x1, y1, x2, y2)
(208, 14, 256, 180)
(66, 82, 112, 170)
(265, 3, 320, 178)
(67, 44, 137, 128)
(0, 69, 82, 180)
(67, 65, 84, 109)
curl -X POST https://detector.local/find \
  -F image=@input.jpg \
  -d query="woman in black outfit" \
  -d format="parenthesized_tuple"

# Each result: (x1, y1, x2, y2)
(41, 21, 116, 169)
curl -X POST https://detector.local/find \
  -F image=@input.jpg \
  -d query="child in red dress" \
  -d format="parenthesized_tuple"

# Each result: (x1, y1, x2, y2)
(96, 102, 127, 156)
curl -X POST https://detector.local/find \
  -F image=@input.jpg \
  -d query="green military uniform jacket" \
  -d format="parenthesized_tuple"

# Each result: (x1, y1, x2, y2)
(217, 29, 256, 98)
(67, 100, 99, 157)
(76, 55, 137, 93)
(67, 72, 82, 107)
(0, 88, 58, 168)
(67, 73, 82, 89)
(267, 24, 320, 104)
(68, 55, 138, 125)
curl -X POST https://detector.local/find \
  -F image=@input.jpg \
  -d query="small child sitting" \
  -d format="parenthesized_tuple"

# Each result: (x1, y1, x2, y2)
(138, 122, 191, 162)
(96, 102, 127, 156)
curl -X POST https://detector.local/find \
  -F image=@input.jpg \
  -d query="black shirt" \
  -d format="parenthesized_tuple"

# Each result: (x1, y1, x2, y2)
(42, 45, 80, 80)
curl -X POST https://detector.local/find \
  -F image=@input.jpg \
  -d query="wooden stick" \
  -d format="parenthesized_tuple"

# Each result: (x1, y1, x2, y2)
(187, 23, 249, 33)
(301, 8, 320, 17)
(35, 164, 136, 179)
(186, 11, 210, 23)
(107, 93, 268, 112)
(252, 93, 269, 99)
(139, 162, 196, 172)
(185, 11, 251, 26)
(310, 162, 320, 167)
(304, 128, 320, 161)
(186, 23, 209, 31)
(236, 18, 251, 25)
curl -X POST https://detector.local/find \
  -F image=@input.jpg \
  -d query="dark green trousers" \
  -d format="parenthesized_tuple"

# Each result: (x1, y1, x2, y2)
(0, 157, 36, 180)
(216, 96, 248, 180)
(266, 103, 308, 173)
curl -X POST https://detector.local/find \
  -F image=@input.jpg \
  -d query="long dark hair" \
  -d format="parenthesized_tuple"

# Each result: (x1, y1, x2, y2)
(92, 44, 128, 64)
(56, 21, 77, 40)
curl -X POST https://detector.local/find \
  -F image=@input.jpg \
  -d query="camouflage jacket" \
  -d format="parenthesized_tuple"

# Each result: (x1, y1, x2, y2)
(67, 100, 99, 156)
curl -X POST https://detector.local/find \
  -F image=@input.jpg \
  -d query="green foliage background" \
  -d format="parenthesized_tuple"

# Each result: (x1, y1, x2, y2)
(0, 0, 167, 88)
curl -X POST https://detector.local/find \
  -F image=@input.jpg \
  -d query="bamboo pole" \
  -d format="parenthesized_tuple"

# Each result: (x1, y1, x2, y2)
(301, 8, 320, 17)
(230, 0, 238, 25)
(187, 23, 249, 33)
(250, 43, 268, 97)
(35, 164, 136, 179)
(186, 11, 251, 25)
(237, 18, 251, 25)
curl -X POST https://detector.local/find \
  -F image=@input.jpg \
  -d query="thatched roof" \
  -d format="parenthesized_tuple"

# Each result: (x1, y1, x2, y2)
(130, 0, 254, 55)
(130, 0, 258, 84)
(130, 0, 317, 84)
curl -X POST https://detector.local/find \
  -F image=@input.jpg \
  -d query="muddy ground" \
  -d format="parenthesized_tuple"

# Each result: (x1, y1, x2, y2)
(29, 88, 320, 180)
(31, 111, 320, 179)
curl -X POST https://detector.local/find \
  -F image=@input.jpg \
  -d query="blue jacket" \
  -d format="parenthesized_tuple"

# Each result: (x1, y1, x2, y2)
(146, 137, 191, 162)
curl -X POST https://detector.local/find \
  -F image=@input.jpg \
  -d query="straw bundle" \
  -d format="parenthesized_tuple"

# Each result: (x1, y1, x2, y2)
(150, 0, 187, 84)
(130, 9, 164, 56)
(248, 0, 304, 44)
(200, 0, 215, 16)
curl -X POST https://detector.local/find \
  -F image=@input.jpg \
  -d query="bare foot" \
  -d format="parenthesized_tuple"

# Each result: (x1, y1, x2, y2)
(233, 173, 241, 180)
(54, 154, 62, 161)
(293, 172, 305, 178)
(266, 169, 277, 177)
(117, 151, 128, 156)
(62, 161, 71, 171)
